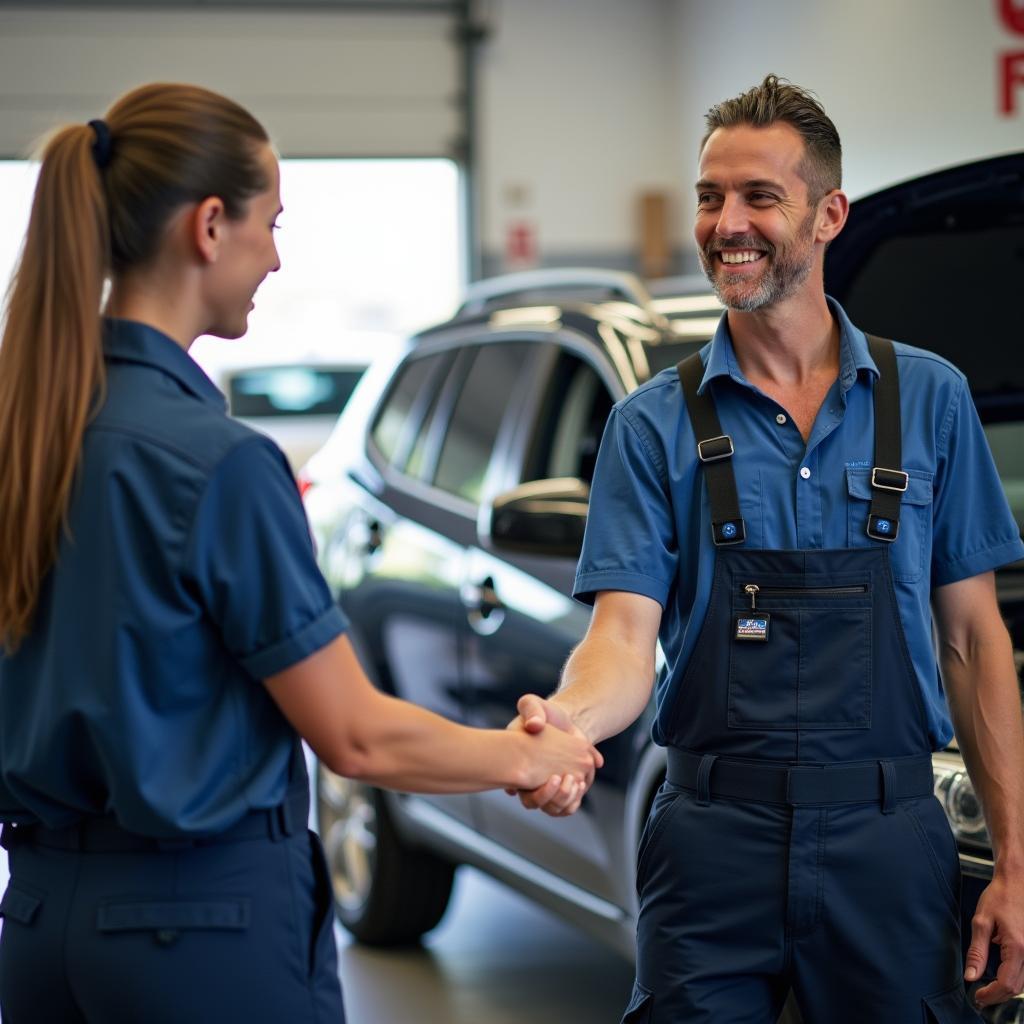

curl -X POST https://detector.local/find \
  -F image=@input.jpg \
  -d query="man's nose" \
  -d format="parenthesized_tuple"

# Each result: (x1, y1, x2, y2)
(714, 196, 750, 239)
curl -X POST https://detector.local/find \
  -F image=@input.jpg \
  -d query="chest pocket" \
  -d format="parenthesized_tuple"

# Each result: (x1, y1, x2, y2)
(846, 468, 933, 583)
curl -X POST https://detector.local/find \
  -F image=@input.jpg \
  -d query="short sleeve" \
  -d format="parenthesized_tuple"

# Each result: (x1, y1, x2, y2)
(573, 406, 678, 607)
(930, 377, 1024, 587)
(184, 437, 348, 678)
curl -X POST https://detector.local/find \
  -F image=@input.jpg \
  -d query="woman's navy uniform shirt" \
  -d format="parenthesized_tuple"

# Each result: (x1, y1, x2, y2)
(574, 299, 1024, 749)
(0, 319, 347, 837)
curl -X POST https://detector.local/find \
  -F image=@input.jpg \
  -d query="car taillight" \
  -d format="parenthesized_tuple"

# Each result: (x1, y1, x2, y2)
(296, 469, 314, 501)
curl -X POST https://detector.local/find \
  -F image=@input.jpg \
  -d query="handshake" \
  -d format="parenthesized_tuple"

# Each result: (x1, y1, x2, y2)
(504, 694, 603, 817)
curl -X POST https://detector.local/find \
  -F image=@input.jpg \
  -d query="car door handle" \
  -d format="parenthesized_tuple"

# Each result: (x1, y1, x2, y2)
(364, 520, 383, 556)
(462, 576, 506, 636)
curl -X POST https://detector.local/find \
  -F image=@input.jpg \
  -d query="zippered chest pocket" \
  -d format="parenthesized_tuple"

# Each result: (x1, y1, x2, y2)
(728, 578, 872, 731)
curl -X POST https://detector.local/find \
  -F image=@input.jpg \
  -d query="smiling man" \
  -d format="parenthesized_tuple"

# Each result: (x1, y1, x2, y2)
(510, 75, 1024, 1022)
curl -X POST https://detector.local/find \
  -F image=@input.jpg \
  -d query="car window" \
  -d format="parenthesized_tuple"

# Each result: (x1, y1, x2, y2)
(227, 367, 363, 418)
(370, 352, 446, 465)
(432, 342, 533, 504)
(404, 381, 448, 480)
(524, 351, 614, 485)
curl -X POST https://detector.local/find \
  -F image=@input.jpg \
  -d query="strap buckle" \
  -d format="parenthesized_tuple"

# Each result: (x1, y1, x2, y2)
(867, 513, 900, 542)
(697, 435, 734, 463)
(871, 467, 908, 492)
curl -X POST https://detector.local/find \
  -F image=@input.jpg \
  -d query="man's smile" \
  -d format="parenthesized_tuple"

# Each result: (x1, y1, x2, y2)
(718, 250, 766, 265)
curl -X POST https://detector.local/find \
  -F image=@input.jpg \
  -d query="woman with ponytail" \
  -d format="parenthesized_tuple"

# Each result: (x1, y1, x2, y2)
(0, 84, 599, 1023)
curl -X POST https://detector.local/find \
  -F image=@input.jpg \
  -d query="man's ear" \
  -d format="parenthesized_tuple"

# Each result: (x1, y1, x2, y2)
(816, 189, 849, 245)
(193, 196, 227, 264)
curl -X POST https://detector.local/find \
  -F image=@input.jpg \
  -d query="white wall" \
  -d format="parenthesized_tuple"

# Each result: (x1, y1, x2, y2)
(477, 0, 682, 273)
(5, 2, 1017, 276)
(476, 0, 1023, 272)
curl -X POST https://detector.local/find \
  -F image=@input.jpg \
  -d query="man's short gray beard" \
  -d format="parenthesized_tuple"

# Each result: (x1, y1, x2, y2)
(699, 212, 818, 312)
(706, 253, 815, 312)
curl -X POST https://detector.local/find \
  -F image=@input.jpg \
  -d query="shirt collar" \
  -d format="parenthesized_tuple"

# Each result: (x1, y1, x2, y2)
(103, 318, 227, 412)
(696, 296, 878, 395)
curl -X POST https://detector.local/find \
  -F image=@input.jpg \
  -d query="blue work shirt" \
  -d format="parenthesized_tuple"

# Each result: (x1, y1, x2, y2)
(574, 299, 1024, 749)
(0, 319, 347, 836)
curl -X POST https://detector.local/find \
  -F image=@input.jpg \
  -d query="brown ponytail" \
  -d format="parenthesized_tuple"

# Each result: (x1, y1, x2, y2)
(0, 83, 269, 651)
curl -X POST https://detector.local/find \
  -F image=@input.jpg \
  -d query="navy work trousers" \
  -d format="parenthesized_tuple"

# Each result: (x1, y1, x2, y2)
(626, 784, 978, 1023)
(0, 822, 345, 1023)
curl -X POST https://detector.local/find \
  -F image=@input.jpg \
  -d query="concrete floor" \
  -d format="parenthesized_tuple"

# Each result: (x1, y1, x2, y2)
(336, 867, 635, 1024)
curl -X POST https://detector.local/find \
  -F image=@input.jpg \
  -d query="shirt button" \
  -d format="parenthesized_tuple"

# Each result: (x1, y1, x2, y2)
(799, 467, 811, 479)
(775, 413, 787, 425)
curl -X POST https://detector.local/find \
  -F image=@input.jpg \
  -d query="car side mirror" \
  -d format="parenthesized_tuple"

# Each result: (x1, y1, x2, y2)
(482, 478, 590, 558)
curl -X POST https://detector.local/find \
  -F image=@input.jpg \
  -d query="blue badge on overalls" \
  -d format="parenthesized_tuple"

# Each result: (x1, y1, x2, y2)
(735, 583, 769, 640)
(735, 615, 770, 641)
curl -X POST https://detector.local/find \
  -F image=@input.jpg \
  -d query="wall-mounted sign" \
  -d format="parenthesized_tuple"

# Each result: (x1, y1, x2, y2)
(504, 220, 538, 270)
(998, 0, 1024, 115)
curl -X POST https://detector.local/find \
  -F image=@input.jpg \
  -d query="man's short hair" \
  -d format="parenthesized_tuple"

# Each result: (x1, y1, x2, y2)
(701, 74, 842, 203)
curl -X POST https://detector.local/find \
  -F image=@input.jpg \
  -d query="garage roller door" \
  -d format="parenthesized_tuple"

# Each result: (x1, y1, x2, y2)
(0, 2, 462, 158)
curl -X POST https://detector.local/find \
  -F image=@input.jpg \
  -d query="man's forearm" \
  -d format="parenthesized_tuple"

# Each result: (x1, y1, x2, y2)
(942, 627, 1024, 870)
(551, 631, 656, 745)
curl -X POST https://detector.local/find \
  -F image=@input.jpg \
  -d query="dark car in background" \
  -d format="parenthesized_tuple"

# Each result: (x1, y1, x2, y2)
(302, 269, 713, 960)
(302, 151, 1024, 1023)
(824, 150, 1024, 1023)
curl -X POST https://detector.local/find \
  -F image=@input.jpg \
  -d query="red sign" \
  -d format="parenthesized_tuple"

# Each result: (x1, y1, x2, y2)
(998, 0, 1024, 34)
(1001, 51, 1024, 114)
(504, 220, 537, 270)
(997, 1, 1024, 114)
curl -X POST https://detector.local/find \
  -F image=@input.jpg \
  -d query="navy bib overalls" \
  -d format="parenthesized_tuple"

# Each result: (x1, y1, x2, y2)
(623, 341, 981, 1023)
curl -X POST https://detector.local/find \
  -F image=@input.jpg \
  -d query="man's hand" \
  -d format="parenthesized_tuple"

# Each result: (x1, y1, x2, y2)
(965, 869, 1024, 1007)
(505, 694, 602, 816)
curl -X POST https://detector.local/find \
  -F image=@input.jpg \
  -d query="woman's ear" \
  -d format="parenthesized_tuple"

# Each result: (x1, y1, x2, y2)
(192, 196, 227, 264)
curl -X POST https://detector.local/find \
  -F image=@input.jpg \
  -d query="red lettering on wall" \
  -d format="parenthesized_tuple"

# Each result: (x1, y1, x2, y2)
(998, 0, 1024, 35)
(1000, 51, 1024, 114)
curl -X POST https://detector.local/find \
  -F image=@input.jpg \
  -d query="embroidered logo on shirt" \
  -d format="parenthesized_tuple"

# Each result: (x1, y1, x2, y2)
(735, 616, 770, 641)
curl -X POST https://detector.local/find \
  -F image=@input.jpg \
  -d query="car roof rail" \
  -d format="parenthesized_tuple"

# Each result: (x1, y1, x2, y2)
(458, 268, 668, 327)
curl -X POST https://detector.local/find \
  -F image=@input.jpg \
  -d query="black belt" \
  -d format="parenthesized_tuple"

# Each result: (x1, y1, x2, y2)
(1, 784, 308, 853)
(666, 748, 934, 811)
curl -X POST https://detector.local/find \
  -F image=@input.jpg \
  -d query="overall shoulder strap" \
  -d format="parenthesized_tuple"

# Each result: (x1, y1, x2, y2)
(677, 353, 746, 546)
(865, 336, 907, 542)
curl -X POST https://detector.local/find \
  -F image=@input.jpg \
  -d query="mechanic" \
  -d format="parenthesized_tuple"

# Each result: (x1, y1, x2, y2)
(510, 75, 1024, 1023)
(0, 82, 598, 1023)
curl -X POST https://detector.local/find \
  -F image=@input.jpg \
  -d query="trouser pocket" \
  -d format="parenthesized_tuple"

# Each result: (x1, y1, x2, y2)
(306, 829, 337, 979)
(621, 981, 653, 1023)
(97, 897, 251, 945)
(923, 983, 984, 1022)
(901, 798, 962, 920)
(635, 786, 684, 893)
(0, 884, 43, 927)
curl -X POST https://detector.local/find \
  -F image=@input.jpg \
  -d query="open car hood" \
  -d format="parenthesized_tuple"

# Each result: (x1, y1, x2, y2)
(824, 151, 1024, 421)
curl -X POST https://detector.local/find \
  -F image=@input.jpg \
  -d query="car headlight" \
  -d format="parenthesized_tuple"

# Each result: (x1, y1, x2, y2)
(933, 761, 991, 847)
